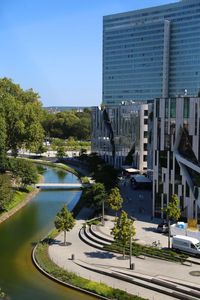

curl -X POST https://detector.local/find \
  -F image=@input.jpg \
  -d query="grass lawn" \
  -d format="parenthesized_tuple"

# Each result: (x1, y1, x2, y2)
(5, 186, 34, 211)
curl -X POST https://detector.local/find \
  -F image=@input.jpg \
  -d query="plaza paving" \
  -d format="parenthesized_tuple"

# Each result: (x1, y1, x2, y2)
(48, 172, 200, 299)
(49, 211, 200, 300)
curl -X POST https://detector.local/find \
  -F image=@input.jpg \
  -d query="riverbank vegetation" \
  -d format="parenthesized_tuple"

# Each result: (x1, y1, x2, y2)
(0, 158, 38, 214)
(34, 239, 145, 300)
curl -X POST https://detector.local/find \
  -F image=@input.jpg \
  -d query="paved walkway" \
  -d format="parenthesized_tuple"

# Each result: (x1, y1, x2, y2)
(48, 211, 200, 300)
(48, 170, 200, 299)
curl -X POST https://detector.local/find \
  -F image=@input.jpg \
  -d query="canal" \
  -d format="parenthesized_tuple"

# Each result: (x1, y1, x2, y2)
(0, 167, 95, 300)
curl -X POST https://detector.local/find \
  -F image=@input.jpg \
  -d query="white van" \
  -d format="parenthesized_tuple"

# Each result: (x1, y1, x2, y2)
(172, 235, 200, 256)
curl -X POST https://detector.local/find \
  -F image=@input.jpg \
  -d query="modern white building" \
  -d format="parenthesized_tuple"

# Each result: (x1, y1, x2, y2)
(152, 96, 200, 221)
(91, 102, 148, 171)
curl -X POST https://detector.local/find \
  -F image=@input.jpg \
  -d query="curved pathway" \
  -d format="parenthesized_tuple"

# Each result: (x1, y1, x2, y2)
(48, 212, 200, 300)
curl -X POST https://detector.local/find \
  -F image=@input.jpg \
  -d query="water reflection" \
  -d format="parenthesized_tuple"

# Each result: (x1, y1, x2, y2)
(0, 167, 95, 300)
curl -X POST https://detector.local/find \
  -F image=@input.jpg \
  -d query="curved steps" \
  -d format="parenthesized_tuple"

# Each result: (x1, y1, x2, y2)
(79, 227, 104, 249)
(79, 224, 113, 249)
(85, 226, 111, 246)
(90, 225, 114, 243)
(75, 260, 200, 300)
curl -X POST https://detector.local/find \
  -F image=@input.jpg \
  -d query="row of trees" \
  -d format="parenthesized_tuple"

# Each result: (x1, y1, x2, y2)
(42, 109, 91, 140)
(0, 78, 92, 164)
(83, 183, 123, 217)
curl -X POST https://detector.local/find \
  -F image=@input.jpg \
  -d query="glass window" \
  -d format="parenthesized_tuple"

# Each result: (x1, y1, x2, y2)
(170, 98, 176, 118)
(183, 97, 189, 118)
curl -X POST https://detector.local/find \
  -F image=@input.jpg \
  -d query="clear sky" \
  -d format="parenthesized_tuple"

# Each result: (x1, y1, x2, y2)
(0, 0, 178, 107)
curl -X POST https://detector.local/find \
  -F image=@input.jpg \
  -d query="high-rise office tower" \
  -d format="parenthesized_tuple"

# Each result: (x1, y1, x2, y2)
(103, 0, 200, 105)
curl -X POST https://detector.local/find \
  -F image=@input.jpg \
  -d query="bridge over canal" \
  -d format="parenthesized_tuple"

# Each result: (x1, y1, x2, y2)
(35, 183, 85, 190)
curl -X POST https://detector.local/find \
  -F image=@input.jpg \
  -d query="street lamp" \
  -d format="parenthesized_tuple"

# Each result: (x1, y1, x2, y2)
(102, 199, 105, 226)
(129, 216, 136, 270)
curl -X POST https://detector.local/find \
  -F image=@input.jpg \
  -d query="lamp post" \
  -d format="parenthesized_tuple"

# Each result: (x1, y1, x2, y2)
(129, 216, 135, 270)
(102, 199, 105, 226)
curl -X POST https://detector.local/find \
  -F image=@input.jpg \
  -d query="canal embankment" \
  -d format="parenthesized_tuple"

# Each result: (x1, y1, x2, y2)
(0, 174, 44, 225)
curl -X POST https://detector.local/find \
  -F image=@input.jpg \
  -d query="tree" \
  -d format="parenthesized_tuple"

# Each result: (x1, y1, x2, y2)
(56, 146, 66, 160)
(83, 183, 107, 224)
(107, 187, 123, 216)
(9, 159, 38, 188)
(165, 194, 181, 248)
(93, 164, 119, 189)
(0, 78, 44, 154)
(54, 206, 75, 245)
(111, 210, 135, 258)
(0, 174, 13, 212)
(0, 116, 7, 172)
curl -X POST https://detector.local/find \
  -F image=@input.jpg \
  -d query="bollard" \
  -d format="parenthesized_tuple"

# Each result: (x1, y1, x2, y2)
(71, 254, 75, 260)
(130, 263, 134, 270)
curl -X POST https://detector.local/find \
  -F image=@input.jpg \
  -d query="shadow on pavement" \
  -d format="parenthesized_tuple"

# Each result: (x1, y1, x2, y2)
(142, 227, 158, 233)
(84, 251, 116, 259)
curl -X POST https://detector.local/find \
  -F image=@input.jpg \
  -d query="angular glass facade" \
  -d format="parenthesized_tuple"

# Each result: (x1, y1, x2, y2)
(103, 0, 200, 105)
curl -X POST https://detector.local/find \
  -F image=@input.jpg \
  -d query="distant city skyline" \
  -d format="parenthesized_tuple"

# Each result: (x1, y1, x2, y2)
(0, 0, 178, 106)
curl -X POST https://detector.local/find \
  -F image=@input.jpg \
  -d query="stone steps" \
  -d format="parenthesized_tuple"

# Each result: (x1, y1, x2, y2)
(85, 226, 111, 246)
(79, 227, 104, 249)
(75, 259, 200, 300)
(90, 225, 114, 243)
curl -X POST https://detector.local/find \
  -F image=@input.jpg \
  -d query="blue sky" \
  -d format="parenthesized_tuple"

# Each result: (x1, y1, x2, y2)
(0, 0, 178, 107)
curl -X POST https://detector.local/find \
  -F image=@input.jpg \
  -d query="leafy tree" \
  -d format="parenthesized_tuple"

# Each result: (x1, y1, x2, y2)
(93, 164, 119, 189)
(56, 146, 66, 159)
(54, 206, 75, 245)
(0, 116, 7, 172)
(107, 187, 123, 216)
(111, 210, 135, 258)
(83, 183, 107, 224)
(165, 194, 181, 248)
(10, 159, 38, 188)
(42, 109, 91, 140)
(0, 77, 44, 154)
(0, 174, 12, 212)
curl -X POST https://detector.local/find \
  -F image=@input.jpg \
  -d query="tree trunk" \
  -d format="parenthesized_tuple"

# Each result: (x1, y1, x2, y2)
(102, 200, 105, 226)
(64, 230, 66, 246)
(168, 219, 171, 248)
(123, 247, 125, 259)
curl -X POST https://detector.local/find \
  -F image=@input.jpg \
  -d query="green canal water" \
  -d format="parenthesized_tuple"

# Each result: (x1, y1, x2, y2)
(0, 167, 95, 300)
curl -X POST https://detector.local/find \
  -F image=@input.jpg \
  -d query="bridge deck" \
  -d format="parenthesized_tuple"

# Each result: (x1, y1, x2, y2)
(35, 183, 83, 189)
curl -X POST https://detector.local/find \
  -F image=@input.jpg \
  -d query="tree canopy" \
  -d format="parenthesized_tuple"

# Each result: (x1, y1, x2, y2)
(42, 109, 91, 140)
(0, 174, 13, 212)
(83, 183, 107, 211)
(0, 77, 44, 155)
(107, 187, 123, 215)
(165, 194, 181, 248)
(111, 210, 135, 258)
(54, 206, 76, 245)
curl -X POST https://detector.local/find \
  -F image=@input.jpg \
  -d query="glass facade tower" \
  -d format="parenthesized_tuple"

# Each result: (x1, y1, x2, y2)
(103, 0, 200, 105)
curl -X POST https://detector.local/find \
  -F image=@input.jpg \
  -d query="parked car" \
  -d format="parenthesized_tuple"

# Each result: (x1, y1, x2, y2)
(157, 221, 169, 233)
(172, 235, 200, 257)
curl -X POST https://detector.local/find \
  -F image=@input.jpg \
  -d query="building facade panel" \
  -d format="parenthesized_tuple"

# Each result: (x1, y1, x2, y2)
(152, 96, 200, 221)
(92, 103, 148, 171)
(103, 0, 200, 105)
